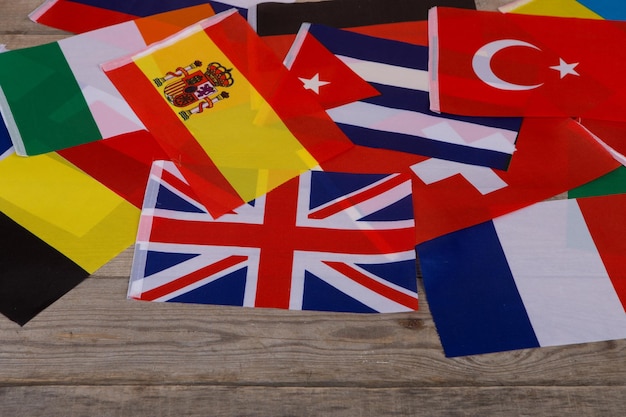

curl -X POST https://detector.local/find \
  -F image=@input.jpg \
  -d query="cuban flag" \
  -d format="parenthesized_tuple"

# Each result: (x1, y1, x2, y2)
(129, 161, 419, 313)
(285, 24, 522, 170)
(417, 193, 626, 357)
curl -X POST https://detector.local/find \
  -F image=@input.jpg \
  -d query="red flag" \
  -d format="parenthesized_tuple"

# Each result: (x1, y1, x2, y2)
(410, 118, 619, 244)
(429, 7, 626, 121)
(346, 20, 429, 46)
(263, 21, 429, 61)
(58, 131, 170, 209)
(578, 194, 626, 311)
(30, 0, 135, 33)
(321, 145, 428, 175)
(283, 23, 380, 110)
(578, 118, 626, 165)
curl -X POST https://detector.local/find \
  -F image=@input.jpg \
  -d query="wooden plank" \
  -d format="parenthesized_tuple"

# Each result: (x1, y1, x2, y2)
(1, 34, 69, 49)
(1, 276, 626, 387)
(476, 0, 510, 10)
(0, 0, 69, 49)
(1, 385, 624, 416)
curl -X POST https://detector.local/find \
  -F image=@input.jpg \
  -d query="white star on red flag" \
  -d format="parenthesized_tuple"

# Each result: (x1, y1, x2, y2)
(298, 73, 330, 94)
(550, 58, 579, 79)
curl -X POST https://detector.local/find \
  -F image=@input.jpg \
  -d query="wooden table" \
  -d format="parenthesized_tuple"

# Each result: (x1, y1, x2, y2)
(1, 0, 626, 415)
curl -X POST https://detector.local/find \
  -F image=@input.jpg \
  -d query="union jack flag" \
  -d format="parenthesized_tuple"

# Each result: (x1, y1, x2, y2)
(129, 161, 418, 313)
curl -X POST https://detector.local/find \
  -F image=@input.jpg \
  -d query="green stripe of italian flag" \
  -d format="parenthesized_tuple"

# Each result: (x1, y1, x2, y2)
(0, 42, 102, 156)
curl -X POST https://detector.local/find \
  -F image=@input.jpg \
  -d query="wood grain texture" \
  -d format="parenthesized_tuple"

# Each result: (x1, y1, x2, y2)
(2, 0, 626, 415)
(2, 386, 626, 417)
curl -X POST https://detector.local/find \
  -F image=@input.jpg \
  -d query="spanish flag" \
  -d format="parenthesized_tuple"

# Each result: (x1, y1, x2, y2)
(103, 9, 353, 217)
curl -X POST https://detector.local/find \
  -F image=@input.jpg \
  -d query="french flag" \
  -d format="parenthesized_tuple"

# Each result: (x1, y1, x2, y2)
(417, 193, 626, 357)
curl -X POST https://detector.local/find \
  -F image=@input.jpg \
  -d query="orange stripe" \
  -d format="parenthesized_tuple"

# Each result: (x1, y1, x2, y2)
(134, 4, 217, 45)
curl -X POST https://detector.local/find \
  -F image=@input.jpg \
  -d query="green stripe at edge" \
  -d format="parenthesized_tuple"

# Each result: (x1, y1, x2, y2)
(0, 42, 102, 155)
(569, 166, 626, 199)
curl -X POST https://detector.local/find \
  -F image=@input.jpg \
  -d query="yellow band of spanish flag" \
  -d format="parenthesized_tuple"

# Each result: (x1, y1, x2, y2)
(134, 25, 318, 203)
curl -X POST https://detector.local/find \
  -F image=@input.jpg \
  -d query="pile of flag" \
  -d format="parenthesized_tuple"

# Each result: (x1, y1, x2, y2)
(0, 0, 624, 358)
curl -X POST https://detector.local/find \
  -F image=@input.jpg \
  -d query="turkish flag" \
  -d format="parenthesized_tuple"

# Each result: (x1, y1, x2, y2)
(429, 7, 626, 121)
(411, 117, 619, 244)
(284, 24, 381, 110)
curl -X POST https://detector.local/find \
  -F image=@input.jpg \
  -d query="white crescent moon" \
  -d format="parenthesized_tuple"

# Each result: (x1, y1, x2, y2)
(472, 39, 543, 91)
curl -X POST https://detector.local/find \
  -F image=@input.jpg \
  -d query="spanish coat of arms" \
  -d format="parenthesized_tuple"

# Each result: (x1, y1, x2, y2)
(153, 60, 234, 120)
